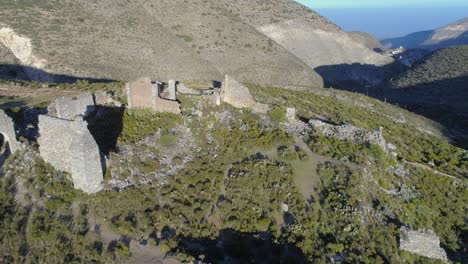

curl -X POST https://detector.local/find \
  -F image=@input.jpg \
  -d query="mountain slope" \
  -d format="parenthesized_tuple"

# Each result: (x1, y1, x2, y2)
(0, 0, 396, 88)
(382, 18, 468, 50)
(222, 0, 398, 86)
(349, 31, 386, 52)
(0, 0, 321, 87)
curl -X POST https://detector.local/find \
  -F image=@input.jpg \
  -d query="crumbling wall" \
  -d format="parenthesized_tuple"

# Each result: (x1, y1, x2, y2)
(125, 78, 180, 114)
(161, 80, 177, 101)
(399, 227, 448, 261)
(125, 78, 157, 110)
(309, 119, 397, 156)
(0, 110, 19, 153)
(38, 115, 103, 194)
(220, 75, 268, 113)
(48, 93, 95, 120)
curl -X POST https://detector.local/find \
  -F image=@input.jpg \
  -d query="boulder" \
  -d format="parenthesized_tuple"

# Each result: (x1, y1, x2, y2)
(38, 115, 104, 194)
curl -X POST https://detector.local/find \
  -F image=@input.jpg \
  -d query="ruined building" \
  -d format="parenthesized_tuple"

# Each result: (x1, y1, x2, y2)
(399, 227, 448, 261)
(0, 110, 20, 154)
(38, 115, 104, 194)
(125, 78, 181, 114)
(219, 75, 269, 113)
(309, 119, 397, 156)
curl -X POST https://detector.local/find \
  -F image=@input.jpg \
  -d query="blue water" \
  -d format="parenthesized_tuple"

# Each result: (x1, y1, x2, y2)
(315, 7, 468, 39)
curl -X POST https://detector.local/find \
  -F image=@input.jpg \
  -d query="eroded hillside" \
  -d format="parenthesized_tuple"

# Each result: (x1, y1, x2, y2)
(0, 0, 398, 88)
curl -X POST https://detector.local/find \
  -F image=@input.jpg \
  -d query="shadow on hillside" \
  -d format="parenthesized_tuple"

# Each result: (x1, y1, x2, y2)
(86, 106, 125, 155)
(166, 228, 309, 263)
(0, 63, 115, 84)
(314, 61, 407, 89)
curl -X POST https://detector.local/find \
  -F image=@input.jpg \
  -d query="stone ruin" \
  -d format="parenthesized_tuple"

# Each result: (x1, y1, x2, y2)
(0, 110, 20, 154)
(309, 119, 397, 156)
(218, 75, 269, 113)
(38, 115, 103, 194)
(399, 227, 448, 261)
(286, 107, 296, 121)
(125, 78, 181, 114)
(47, 93, 96, 120)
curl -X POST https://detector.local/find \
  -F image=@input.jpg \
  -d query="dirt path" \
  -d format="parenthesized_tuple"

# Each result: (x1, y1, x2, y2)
(87, 212, 180, 264)
(0, 84, 79, 108)
(406, 161, 458, 179)
(291, 137, 337, 202)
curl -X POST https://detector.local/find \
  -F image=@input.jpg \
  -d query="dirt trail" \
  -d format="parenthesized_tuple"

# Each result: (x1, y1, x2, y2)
(291, 137, 336, 201)
(87, 212, 180, 264)
(0, 84, 79, 108)
(406, 161, 458, 179)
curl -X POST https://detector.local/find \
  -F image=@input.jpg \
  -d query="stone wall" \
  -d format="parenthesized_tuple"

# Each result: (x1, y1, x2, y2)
(125, 78, 180, 114)
(125, 77, 157, 110)
(48, 93, 96, 120)
(399, 227, 448, 261)
(38, 115, 103, 194)
(0, 110, 19, 153)
(220, 75, 268, 113)
(309, 119, 397, 156)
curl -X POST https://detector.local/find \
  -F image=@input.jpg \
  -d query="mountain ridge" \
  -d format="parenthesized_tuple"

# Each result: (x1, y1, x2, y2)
(381, 17, 468, 50)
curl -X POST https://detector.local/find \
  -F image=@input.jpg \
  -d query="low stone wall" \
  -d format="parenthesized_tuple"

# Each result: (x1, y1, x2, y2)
(38, 115, 103, 194)
(399, 227, 448, 261)
(309, 119, 397, 156)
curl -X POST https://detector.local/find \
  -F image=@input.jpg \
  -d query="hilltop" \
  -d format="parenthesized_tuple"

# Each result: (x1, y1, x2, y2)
(0, 0, 396, 88)
(0, 77, 466, 263)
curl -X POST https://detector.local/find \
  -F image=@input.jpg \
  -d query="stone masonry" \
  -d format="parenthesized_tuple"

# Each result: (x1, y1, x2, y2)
(125, 78, 180, 114)
(0, 110, 19, 153)
(48, 93, 96, 120)
(220, 75, 269, 113)
(38, 115, 103, 194)
(309, 119, 397, 156)
(399, 227, 448, 261)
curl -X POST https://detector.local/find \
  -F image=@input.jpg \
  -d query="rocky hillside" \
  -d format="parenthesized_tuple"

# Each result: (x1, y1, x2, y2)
(382, 17, 468, 50)
(0, 78, 466, 263)
(0, 0, 396, 87)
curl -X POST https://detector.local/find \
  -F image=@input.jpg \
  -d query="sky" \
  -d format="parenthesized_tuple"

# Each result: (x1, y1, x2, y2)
(297, 0, 468, 8)
(296, 1, 468, 39)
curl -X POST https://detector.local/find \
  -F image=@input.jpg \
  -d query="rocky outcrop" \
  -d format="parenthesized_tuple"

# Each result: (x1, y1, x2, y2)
(399, 227, 448, 261)
(38, 115, 103, 194)
(309, 119, 397, 156)
(0, 110, 19, 153)
(220, 75, 269, 113)
(47, 93, 96, 120)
